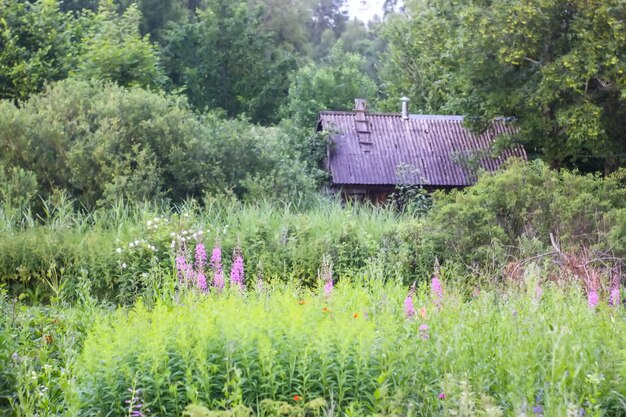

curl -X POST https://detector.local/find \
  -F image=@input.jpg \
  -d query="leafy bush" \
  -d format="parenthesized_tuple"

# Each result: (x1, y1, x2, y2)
(422, 160, 626, 275)
(0, 78, 319, 208)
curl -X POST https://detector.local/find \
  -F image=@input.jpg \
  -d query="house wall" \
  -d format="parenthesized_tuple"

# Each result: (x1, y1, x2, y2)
(331, 184, 460, 204)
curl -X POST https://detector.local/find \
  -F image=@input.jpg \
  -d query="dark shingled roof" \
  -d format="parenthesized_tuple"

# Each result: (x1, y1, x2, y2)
(317, 111, 527, 187)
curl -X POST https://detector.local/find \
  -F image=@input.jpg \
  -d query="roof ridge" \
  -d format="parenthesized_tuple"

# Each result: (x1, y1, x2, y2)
(320, 111, 465, 120)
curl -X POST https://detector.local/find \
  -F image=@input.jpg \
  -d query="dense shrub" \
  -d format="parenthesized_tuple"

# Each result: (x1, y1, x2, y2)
(423, 160, 626, 274)
(0, 78, 318, 209)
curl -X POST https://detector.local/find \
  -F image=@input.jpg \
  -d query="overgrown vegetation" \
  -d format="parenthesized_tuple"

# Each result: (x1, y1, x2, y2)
(0, 79, 320, 209)
(3, 0, 626, 415)
(3, 274, 626, 416)
(2, 161, 625, 305)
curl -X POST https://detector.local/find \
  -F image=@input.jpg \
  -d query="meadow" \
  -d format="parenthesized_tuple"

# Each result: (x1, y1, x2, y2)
(2, 162, 626, 416)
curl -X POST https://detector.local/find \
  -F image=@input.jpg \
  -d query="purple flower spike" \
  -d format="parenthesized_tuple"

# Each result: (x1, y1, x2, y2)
(197, 273, 207, 291)
(419, 323, 429, 340)
(214, 270, 224, 291)
(431, 276, 443, 307)
(210, 246, 224, 291)
(588, 290, 599, 309)
(230, 254, 245, 289)
(210, 246, 222, 272)
(195, 243, 207, 272)
(404, 293, 415, 318)
(175, 255, 192, 283)
(609, 287, 621, 307)
(324, 277, 333, 298)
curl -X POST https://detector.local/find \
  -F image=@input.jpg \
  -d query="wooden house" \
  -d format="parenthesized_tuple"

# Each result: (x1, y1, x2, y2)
(316, 98, 527, 202)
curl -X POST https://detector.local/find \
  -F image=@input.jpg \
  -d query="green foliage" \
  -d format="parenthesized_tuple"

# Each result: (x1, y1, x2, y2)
(0, 78, 317, 208)
(282, 43, 379, 127)
(2, 161, 626, 302)
(161, 0, 299, 124)
(1, 286, 99, 417)
(74, 281, 626, 416)
(0, 0, 82, 102)
(0, 165, 39, 215)
(423, 160, 626, 273)
(74, 1, 166, 88)
(134, 0, 191, 40)
(382, 0, 626, 170)
(0, 198, 411, 302)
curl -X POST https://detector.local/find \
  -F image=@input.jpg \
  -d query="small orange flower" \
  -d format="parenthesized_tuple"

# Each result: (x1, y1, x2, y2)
(298, 299, 306, 305)
(419, 307, 427, 320)
(322, 307, 330, 313)
(43, 334, 53, 344)
(353, 313, 359, 319)
(293, 395, 301, 401)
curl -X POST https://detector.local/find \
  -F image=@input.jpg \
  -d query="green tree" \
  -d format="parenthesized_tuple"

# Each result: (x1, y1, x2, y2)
(308, 0, 348, 59)
(282, 43, 378, 127)
(74, 1, 166, 89)
(59, 0, 100, 13)
(161, 0, 299, 124)
(383, 0, 626, 171)
(0, 0, 82, 102)
(338, 18, 387, 82)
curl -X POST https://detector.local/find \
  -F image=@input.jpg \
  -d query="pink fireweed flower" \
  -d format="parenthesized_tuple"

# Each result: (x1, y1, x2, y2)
(214, 270, 225, 291)
(175, 255, 192, 283)
(419, 323, 429, 340)
(438, 392, 446, 400)
(230, 254, 245, 289)
(210, 246, 224, 291)
(323, 277, 333, 298)
(195, 243, 207, 272)
(431, 276, 443, 306)
(404, 293, 415, 318)
(197, 272, 207, 291)
(210, 246, 222, 272)
(588, 290, 599, 309)
(609, 287, 621, 307)
(321, 255, 333, 298)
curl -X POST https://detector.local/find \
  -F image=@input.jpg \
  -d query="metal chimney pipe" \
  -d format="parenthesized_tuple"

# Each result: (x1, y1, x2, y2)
(401, 96, 410, 119)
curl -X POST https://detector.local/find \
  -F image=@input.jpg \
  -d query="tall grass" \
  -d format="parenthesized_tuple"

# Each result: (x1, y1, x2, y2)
(0, 197, 424, 303)
(74, 277, 626, 416)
